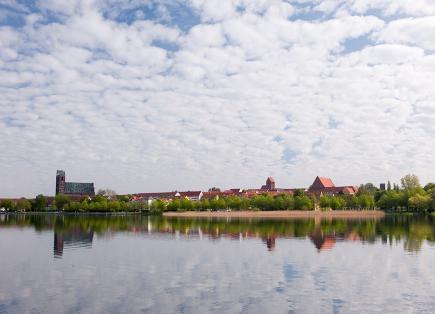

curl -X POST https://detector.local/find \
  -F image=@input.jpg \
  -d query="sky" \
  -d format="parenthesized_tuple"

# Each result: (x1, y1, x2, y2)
(1, 0, 435, 197)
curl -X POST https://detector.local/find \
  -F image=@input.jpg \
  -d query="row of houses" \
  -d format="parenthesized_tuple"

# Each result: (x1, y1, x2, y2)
(130, 176, 359, 204)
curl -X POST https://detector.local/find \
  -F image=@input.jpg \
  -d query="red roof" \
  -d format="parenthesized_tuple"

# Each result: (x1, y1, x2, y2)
(229, 189, 242, 193)
(307, 186, 358, 195)
(135, 192, 177, 199)
(341, 187, 356, 194)
(179, 191, 202, 197)
(317, 177, 335, 188)
(308, 176, 335, 191)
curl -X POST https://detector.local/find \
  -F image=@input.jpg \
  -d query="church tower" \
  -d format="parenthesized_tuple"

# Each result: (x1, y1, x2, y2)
(56, 170, 65, 195)
(266, 177, 275, 190)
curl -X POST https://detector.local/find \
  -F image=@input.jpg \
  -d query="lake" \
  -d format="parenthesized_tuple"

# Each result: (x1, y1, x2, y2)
(0, 213, 434, 313)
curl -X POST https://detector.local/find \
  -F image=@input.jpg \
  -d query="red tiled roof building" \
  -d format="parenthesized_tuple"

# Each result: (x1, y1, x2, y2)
(308, 176, 358, 196)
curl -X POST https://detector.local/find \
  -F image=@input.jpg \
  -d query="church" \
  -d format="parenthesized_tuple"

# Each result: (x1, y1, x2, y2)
(308, 176, 358, 196)
(55, 170, 95, 197)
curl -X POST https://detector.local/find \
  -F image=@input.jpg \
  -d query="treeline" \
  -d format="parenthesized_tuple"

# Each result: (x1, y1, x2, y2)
(63, 195, 147, 212)
(0, 195, 45, 212)
(156, 191, 376, 212)
(360, 174, 435, 213)
(0, 194, 148, 213)
(375, 186, 435, 212)
(319, 194, 375, 210)
(162, 193, 315, 212)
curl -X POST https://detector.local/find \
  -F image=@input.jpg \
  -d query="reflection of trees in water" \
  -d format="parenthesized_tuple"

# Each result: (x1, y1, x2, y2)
(1, 214, 435, 253)
(404, 238, 423, 253)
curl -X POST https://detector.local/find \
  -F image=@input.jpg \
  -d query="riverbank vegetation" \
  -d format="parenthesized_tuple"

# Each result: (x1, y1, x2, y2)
(1, 192, 374, 213)
(375, 175, 435, 213)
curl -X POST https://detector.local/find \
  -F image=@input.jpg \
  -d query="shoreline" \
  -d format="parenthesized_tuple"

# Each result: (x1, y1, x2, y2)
(163, 210, 385, 219)
(0, 211, 147, 216)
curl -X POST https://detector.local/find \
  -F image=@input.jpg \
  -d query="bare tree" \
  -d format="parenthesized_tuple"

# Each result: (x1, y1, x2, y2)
(97, 189, 117, 198)
(401, 174, 420, 190)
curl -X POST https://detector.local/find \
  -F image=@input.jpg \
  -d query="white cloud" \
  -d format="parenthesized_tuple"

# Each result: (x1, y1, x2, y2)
(1, 1, 435, 197)
(339, 44, 424, 65)
(311, 0, 435, 16)
(375, 17, 435, 50)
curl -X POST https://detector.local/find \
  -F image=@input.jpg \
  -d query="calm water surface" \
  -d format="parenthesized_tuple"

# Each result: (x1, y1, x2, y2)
(1, 214, 435, 313)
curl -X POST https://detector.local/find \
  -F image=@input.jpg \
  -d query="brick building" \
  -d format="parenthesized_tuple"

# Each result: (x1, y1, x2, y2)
(55, 170, 95, 197)
(307, 176, 358, 196)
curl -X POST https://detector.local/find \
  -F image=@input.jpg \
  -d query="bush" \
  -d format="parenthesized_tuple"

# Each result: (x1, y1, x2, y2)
(294, 195, 314, 210)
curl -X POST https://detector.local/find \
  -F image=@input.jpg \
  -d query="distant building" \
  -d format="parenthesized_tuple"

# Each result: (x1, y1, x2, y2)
(380, 183, 386, 191)
(179, 191, 203, 201)
(132, 192, 178, 206)
(261, 177, 276, 191)
(308, 176, 358, 196)
(55, 170, 95, 197)
(132, 190, 203, 205)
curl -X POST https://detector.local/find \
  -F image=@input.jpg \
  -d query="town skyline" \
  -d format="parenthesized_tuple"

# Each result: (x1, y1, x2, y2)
(0, 168, 419, 199)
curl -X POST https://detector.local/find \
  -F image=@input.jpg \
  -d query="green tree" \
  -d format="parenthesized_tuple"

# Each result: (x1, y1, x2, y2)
(348, 196, 359, 209)
(167, 199, 180, 211)
(319, 195, 331, 209)
(209, 198, 226, 211)
(55, 194, 71, 210)
(0, 199, 15, 211)
(358, 183, 377, 195)
(330, 196, 346, 210)
(65, 201, 81, 212)
(273, 196, 285, 210)
(358, 194, 375, 209)
(294, 195, 313, 210)
(226, 196, 242, 210)
(424, 183, 435, 192)
(117, 195, 131, 202)
(293, 189, 305, 197)
(32, 194, 48, 211)
(408, 194, 431, 212)
(150, 200, 166, 214)
(16, 198, 31, 211)
(387, 181, 392, 191)
(179, 198, 194, 211)
(200, 199, 210, 210)
(377, 191, 401, 210)
(282, 194, 294, 210)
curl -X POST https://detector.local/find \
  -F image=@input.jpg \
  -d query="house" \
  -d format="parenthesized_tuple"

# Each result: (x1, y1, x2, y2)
(132, 190, 203, 204)
(307, 176, 358, 196)
(179, 191, 203, 201)
(132, 192, 179, 206)
(202, 191, 222, 200)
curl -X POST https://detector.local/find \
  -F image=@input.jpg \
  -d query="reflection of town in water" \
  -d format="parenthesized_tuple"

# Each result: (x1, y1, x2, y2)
(54, 229, 94, 257)
(0, 214, 434, 256)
